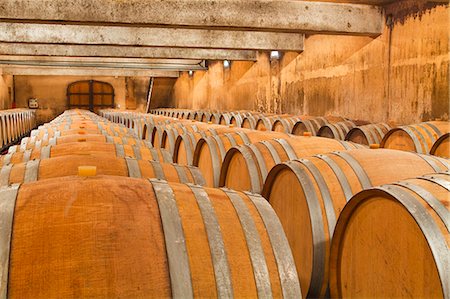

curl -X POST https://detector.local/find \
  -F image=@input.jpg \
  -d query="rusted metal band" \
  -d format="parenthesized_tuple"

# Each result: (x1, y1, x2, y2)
(125, 157, 142, 178)
(377, 185, 450, 299)
(424, 122, 442, 137)
(239, 145, 262, 194)
(297, 158, 337, 236)
(406, 126, 428, 153)
(316, 154, 353, 201)
(211, 135, 227, 160)
(224, 189, 272, 298)
(394, 180, 449, 231)
(245, 191, 302, 299)
(189, 185, 234, 298)
(420, 174, 450, 192)
(24, 159, 40, 183)
(224, 133, 237, 147)
(114, 144, 125, 158)
(173, 164, 189, 184)
(417, 154, 443, 172)
(261, 140, 282, 165)
(0, 184, 20, 299)
(150, 180, 194, 298)
(332, 151, 372, 189)
(40, 145, 51, 159)
(186, 166, 206, 186)
(247, 144, 267, 192)
(274, 138, 298, 160)
(132, 145, 142, 160)
(150, 148, 160, 162)
(149, 161, 166, 180)
(280, 161, 325, 298)
(0, 165, 12, 187)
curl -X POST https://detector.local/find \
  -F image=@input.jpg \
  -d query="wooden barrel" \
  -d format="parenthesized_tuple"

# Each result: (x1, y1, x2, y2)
(220, 137, 363, 194)
(317, 121, 357, 140)
(0, 155, 205, 186)
(345, 123, 392, 146)
(32, 124, 135, 139)
(291, 117, 330, 136)
(0, 175, 301, 298)
(255, 114, 290, 131)
(1, 142, 172, 165)
(241, 114, 268, 129)
(381, 121, 450, 154)
(271, 116, 303, 133)
(261, 149, 449, 298)
(15, 134, 151, 151)
(193, 131, 291, 187)
(329, 172, 450, 299)
(173, 131, 217, 165)
(430, 133, 449, 158)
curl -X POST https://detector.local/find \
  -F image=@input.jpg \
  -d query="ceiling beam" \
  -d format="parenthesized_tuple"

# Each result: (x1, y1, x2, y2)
(0, 0, 384, 36)
(0, 23, 305, 51)
(1, 66, 180, 77)
(0, 43, 258, 61)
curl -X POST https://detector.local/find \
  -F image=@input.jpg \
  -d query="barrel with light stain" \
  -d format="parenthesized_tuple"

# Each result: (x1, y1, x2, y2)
(330, 172, 450, 299)
(220, 137, 363, 194)
(0, 175, 301, 298)
(261, 149, 449, 298)
(0, 155, 205, 186)
(430, 133, 449, 158)
(345, 123, 393, 146)
(381, 121, 450, 154)
(0, 142, 171, 165)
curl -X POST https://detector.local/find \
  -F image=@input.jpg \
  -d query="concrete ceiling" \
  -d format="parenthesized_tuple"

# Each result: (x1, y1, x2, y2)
(0, 0, 386, 77)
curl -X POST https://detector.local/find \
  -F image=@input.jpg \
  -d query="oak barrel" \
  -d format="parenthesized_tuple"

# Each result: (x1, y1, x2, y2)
(0, 176, 301, 298)
(345, 123, 392, 146)
(261, 149, 449, 297)
(220, 137, 363, 193)
(329, 172, 450, 298)
(430, 133, 449, 158)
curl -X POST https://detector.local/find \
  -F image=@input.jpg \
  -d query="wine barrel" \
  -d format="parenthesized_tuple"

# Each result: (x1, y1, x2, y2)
(15, 134, 151, 152)
(271, 116, 302, 133)
(255, 115, 290, 131)
(241, 114, 268, 129)
(291, 117, 330, 136)
(317, 121, 357, 140)
(220, 137, 363, 193)
(193, 131, 291, 187)
(1, 142, 171, 165)
(0, 155, 205, 186)
(31, 124, 135, 139)
(381, 121, 450, 154)
(430, 133, 449, 158)
(261, 149, 449, 298)
(329, 172, 450, 299)
(0, 175, 301, 298)
(173, 131, 217, 165)
(345, 123, 392, 146)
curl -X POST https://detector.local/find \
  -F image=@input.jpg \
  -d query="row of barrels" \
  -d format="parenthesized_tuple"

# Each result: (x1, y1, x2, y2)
(0, 109, 303, 298)
(149, 108, 450, 158)
(0, 109, 36, 150)
(101, 108, 450, 298)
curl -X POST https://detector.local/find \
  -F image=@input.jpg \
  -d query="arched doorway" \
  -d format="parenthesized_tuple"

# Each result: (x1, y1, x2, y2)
(67, 80, 115, 112)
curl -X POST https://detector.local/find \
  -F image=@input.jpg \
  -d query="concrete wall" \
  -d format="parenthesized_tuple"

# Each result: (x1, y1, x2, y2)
(12, 76, 175, 124)
(171, 2, 449, 125)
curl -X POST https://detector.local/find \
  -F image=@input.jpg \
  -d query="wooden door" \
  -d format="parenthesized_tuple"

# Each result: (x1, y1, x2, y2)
(67, 80, 114, 112)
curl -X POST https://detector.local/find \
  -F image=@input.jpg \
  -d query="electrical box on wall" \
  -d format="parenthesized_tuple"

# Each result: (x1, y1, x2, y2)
(28, 98, 39, 109)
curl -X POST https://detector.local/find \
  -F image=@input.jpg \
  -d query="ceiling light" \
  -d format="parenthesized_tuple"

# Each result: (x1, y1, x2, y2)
(223, 60, 231, 69)
(188, 70, 194, 77)
(270, 51, 280, 60)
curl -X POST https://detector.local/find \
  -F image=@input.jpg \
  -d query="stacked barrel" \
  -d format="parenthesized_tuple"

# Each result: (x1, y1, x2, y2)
(0, 108, 302, 298)
(145, 108, 448, 298)
(1, 107, 449, 298)
(0, 108, 36, 150)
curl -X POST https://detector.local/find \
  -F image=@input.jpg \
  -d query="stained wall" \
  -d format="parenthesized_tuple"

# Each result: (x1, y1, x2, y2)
(171, 2, 449, 125)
